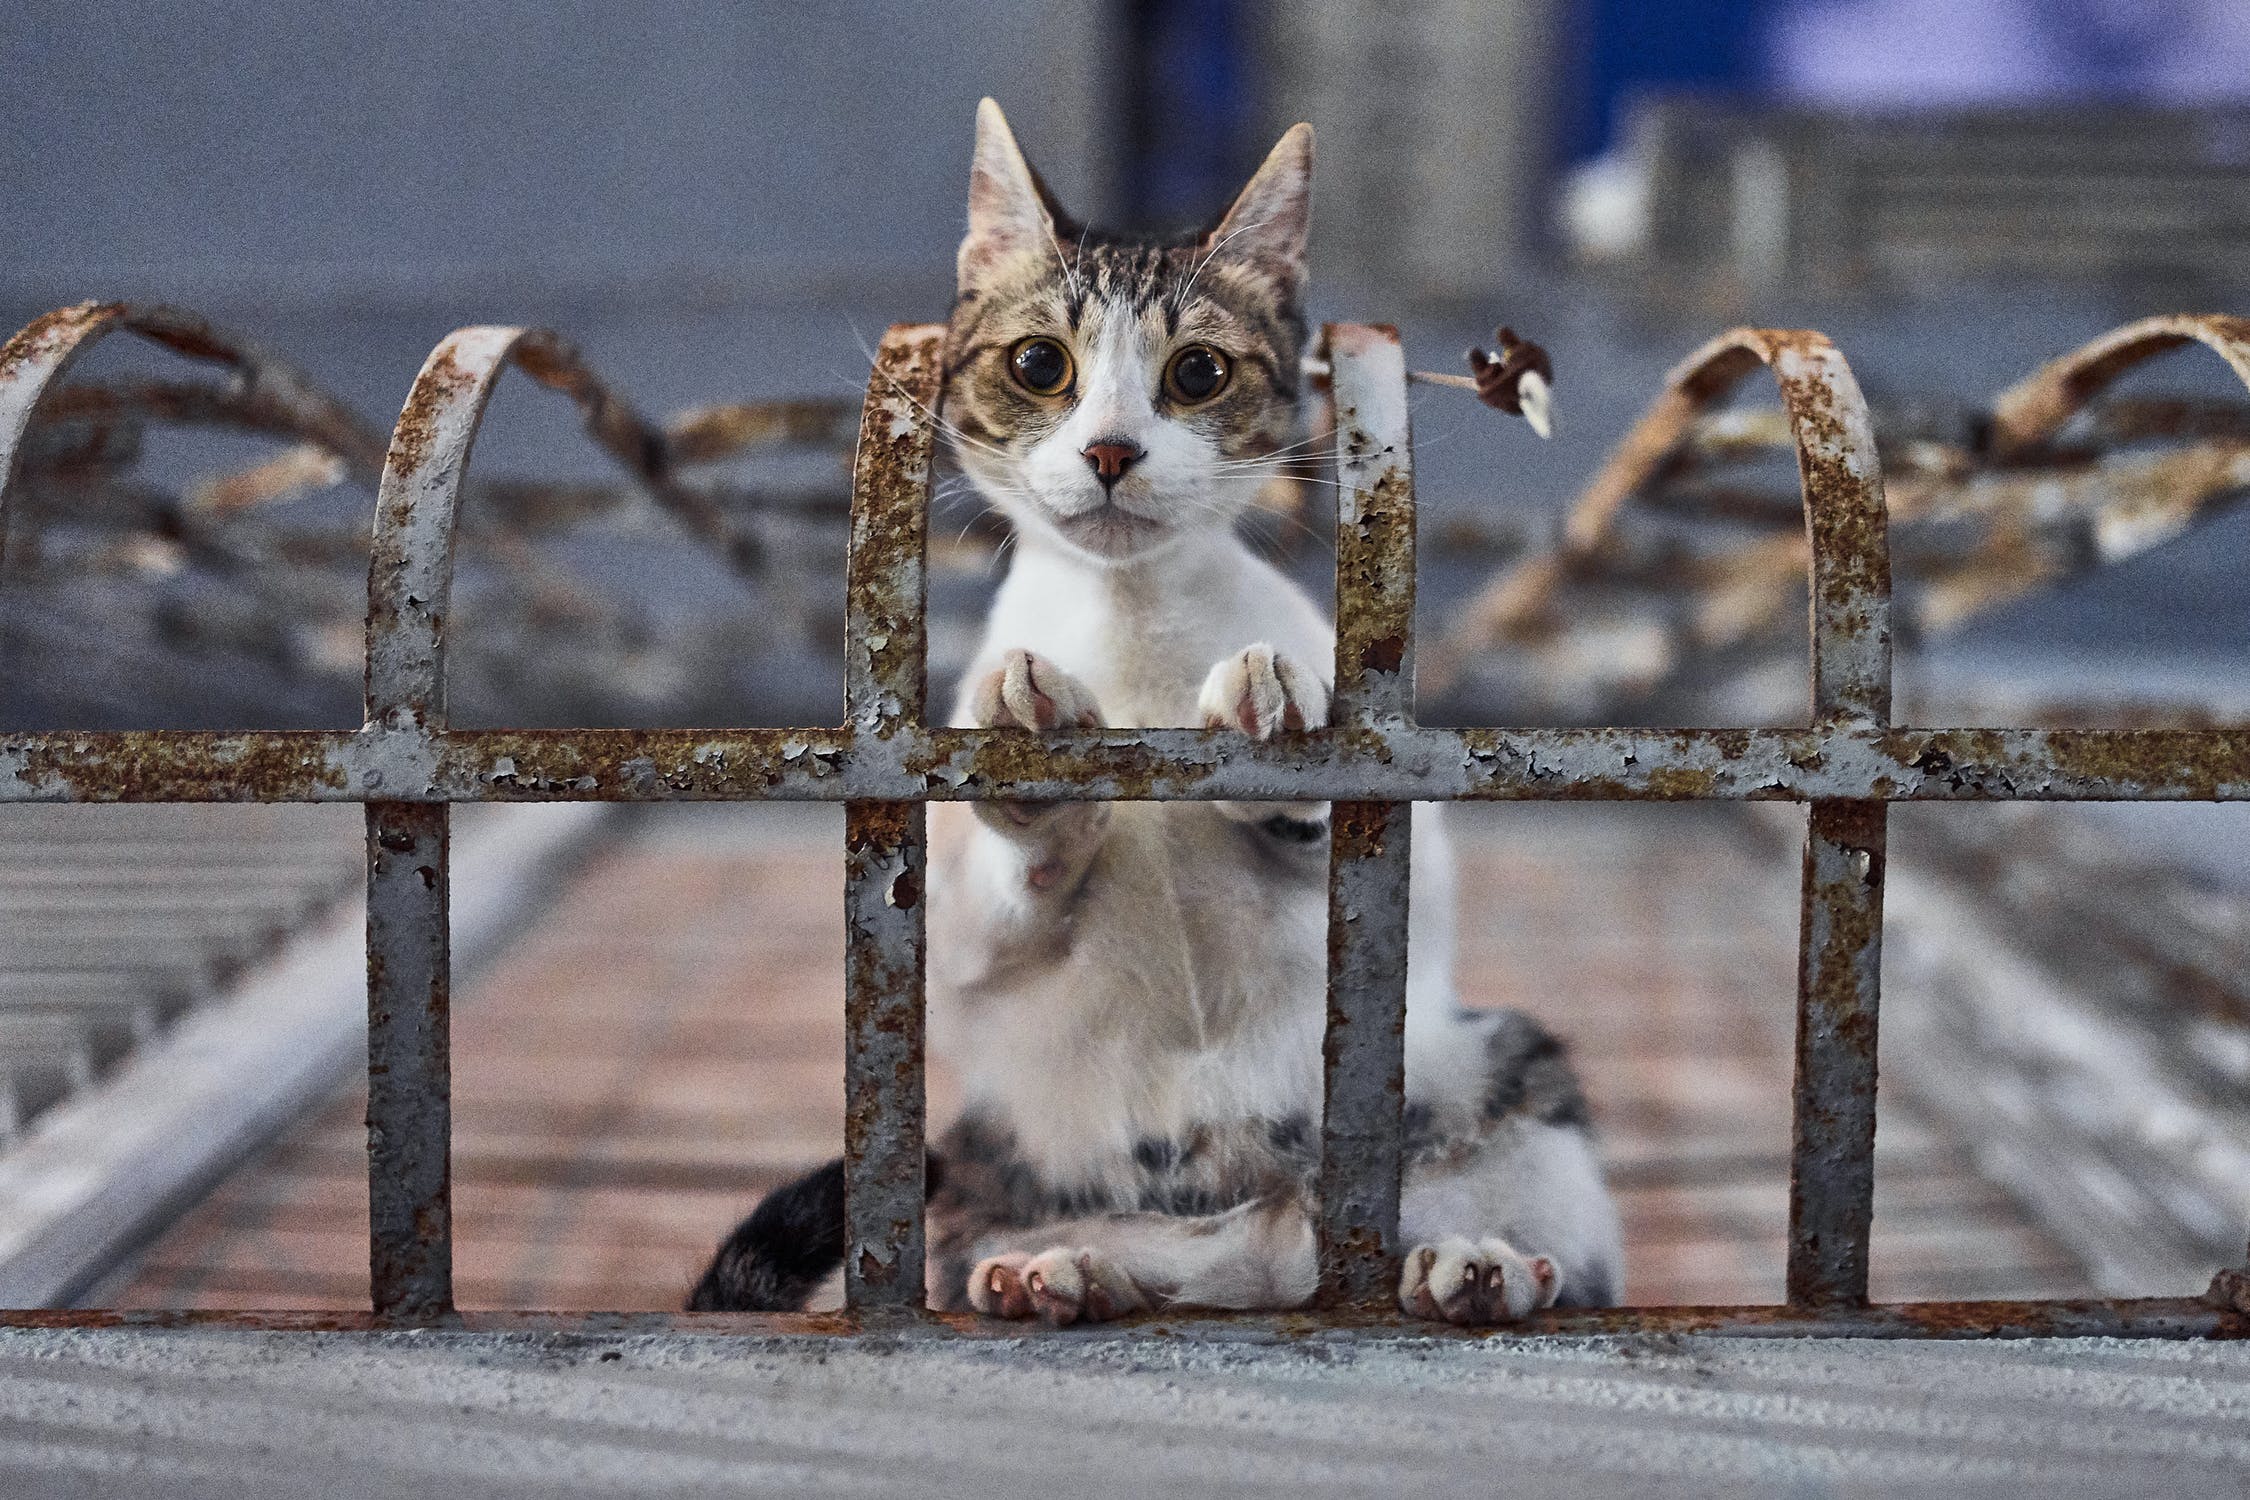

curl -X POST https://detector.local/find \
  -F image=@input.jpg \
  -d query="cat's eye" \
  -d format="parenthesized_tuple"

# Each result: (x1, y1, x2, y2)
(1008, 337, 1074, 396)
(1165, 345, 1231, 404)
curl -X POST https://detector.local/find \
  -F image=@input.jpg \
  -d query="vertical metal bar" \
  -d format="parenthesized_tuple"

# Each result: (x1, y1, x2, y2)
(840, 324, 944, 1313)
(361, 329, 524, 1323)
(1766, 333, 1894, 1309)
(1322, 801, 1411, 1305)
(842, 801, 927, 1310)
(1319, 323, 1415, 1306)
(1788, 799, 1885, 1306)
(365, 799, 451, 1321)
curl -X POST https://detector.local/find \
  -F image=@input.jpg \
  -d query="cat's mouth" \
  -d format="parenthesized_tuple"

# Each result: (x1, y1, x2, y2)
(1053, 499, 1170, 558)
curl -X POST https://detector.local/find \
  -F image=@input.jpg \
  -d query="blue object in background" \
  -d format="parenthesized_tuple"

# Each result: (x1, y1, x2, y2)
(1567, 0, 1770, 161)
(1116, 0, 1257, 233)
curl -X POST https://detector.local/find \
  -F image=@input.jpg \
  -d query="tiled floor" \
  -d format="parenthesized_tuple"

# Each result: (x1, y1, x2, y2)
(116, 802, 2090, 1310)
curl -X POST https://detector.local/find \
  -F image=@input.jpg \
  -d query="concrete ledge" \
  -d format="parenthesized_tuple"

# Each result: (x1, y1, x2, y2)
(0, 1326, 2244, 1498)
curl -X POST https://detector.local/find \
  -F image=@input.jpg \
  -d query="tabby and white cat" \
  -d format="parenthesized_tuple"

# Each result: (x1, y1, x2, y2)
(692, 100, 1622, 1324)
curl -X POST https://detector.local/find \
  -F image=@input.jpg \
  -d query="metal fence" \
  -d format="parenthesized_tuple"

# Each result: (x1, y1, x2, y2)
(3, 301, 2248, 1339)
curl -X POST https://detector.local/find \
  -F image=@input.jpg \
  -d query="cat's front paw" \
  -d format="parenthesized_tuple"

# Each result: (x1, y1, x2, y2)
(1198, 645, 1328, 738)
(1399, 1237, 1559, 1325)
(968, 651, 1107, 843)
(968, 1247, 1149, 1326)
(971, 649, 1102, 731)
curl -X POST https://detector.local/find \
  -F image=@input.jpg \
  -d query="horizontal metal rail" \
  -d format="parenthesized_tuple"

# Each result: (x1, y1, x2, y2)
(4, 300, 2246, 1341)
(7, 724, 2247, 803)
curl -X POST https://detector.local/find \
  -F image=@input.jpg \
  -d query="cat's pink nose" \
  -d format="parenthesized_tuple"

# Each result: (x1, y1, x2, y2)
(1081, 438, 1143, 487)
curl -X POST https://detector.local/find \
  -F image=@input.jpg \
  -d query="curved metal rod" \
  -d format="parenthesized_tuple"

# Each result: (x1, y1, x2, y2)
(1987, 313, 2250, 459)
(0, 302, 378, 561)
(1451, 327, 1893, 724)
(665, 397, 860, 465)
(32, 377, 390, 485)
(362, 325, 779, 729)
(364, 327, 527, 729)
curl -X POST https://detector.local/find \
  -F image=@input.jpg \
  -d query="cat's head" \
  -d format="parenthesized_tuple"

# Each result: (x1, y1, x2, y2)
(944, 98, 1311, 565)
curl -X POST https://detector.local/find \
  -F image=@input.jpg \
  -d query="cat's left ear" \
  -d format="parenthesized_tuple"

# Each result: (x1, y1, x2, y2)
(960, 97, 1079, 292)
(1204, 123, 1313, 293)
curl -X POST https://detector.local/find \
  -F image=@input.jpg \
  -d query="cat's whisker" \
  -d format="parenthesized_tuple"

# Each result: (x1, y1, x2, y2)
(1172, 215, 1271, 313)
(1046, 218, 1086, 305)
(837, 326, 1023, 467)
(1216, 469, 1353, 496)
(1207, 432, 1335, 468)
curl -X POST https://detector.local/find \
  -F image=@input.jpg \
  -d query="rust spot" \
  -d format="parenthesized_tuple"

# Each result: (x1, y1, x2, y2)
(2039, 728, 2249, 801)
(845, 799, 914, 852)
(388, 346, 473, 479)
(9, 731, 349, 802)
(1644, 767, 1718, 799)
(0, 302, 118, 379)
(1355, 634, 1406, 675)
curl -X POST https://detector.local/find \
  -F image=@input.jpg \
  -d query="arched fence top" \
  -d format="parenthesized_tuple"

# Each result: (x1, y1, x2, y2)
(1562, 327, 1892, 725)
(0, 304, 772, 736)
(0, 302, 378, 560)
(1987, 313, 2250, 459)
(362, 326, 775, 732)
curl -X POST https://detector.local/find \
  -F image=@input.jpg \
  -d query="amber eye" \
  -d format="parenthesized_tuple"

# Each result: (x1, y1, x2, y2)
(1008, 337, 1074, 396)
(1165, 344, 1230, 404)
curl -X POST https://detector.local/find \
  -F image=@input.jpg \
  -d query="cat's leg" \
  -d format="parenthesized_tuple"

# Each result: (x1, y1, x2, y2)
(963, 1196, 1316, 1326)
(1196, 643, 1330, 830)
(1394, 1010, 1626, 1324)
(934, 650, 1115, 961)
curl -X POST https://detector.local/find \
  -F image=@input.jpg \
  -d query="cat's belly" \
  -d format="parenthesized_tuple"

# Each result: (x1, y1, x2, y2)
(935, 802, 1328, 1194)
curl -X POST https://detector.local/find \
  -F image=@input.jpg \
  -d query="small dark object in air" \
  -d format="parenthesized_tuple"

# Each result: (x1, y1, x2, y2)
(1465, 326, 1554, 417)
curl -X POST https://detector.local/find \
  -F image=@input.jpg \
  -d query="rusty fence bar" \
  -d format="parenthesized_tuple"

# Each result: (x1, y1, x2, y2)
(358, 327, 539, 1321)
(364, 801, 451, 1320)
(1319, 324, 1416, 1305)
(839, 325, 944, 1312)
(6, 723, 2249, 804)
(1791, 800, 1886, 1305)
(3, 299, 2248, 1340)
(1661, 331, 1897, 1308)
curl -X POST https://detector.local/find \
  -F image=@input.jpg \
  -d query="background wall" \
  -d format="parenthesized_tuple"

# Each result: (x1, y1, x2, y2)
(1, 0, 1116, 316)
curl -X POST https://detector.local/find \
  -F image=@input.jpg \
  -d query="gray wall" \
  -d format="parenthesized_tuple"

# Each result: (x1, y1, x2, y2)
(2, 1, 1113, 313)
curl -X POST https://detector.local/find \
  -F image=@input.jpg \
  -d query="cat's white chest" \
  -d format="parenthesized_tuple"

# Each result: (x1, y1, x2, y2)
(963, 542, 1334, 727)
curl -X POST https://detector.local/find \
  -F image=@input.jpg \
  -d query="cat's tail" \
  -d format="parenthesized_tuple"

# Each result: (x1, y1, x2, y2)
(688, 1158, 846, 1311)
(686, 1154, 945, 1312)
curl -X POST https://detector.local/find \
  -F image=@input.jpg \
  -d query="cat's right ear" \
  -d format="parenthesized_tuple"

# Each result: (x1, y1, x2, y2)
(1204, 123, 1314, 294)
(960, 98, 1069, 292)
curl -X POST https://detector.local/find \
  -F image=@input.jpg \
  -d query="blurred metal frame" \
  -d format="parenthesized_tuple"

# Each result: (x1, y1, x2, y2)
(3, 301, 2247, 1338)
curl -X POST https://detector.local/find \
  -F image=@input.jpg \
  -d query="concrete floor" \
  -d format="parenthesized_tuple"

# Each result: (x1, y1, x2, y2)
(2, 1325, 2246, 1498)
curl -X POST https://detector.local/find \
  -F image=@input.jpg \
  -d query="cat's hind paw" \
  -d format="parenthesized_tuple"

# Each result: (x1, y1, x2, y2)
(1198, 645, 1327, 739)
(972, 649, 1102, 731)
(968, 1247, 1150, 1326)
(1399, 1237, 1559, 1325)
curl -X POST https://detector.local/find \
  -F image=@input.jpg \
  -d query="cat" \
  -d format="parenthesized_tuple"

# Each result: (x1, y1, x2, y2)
(691, 98, 1623, 1325)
